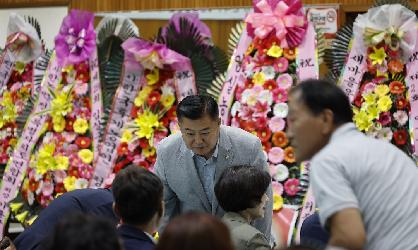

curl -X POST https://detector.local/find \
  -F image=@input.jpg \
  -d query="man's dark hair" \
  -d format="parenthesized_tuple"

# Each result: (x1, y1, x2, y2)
(290, 79, 353, 125)
(43, 213, 121, 250)
(214, 165, 271, 212)
(112, 165, 163, 225)
(176, 95, 219, 121)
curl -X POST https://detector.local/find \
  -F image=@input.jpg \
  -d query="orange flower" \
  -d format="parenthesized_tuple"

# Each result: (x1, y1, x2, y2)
(284, 146, 296, 163)
(283, 48, 296, 60)
(272, 131, 288, 148)
(389, 81, 405, 94)
(388, 59, 404, 74)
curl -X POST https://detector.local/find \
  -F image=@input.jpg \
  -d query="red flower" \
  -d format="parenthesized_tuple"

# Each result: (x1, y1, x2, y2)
(262, 141, 272, 153)
(388, 60, 404, 74)
(55, 183, 66, 193)
(166, 106, 177, 121)
(147, 91, 161, 106)
(393, 129, 407, 145)
(354, 94, 363, 108)
(284, 178, 300, 196)
(245, 78, 254, 89)
(257, 129, 272, 143)
(68, 166, 79, 177)
(389, 81, 405, 94)
(114, 158, 131, 173)
(29, 179, 39, 192)
(137, 160, 150, 169)
(117, 142, 129, 156)
(131, 106, 139, 117)
(160, 116, 170, 127)
(139, 138, 149, 149)
(263, 79, 277, 90)
(75, 137, 91, 149)
(396, 97, 408, 110)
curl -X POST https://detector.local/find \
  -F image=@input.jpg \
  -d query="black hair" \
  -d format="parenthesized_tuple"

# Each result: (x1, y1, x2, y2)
(176, 95, 219, 121)
(290, 79, 353, 125)
(43, 213, 121, 250)
(112, 165, 163, 225)
(214, 165, 271, 212)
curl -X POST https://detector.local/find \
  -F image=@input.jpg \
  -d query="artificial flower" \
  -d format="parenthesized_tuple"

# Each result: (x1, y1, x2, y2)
(262, 66, 276, 80)
(161, 94, 175, 109)
(73, 118, 89, 134)
(263, 79, 277, 90)
(121, 130, 133, 143)
(143, 145, 156, 157)
(272, 181, 284, 196)
(257, 129, 272, 143)
(268, 116, 285, 132)
(363, 92, 377, 105)
(393, 110, 408, 126)
(146, 68, 160, 85)
(134, 86, 153, 107)
(273, 103, 288, 118)
(272, 88, 287, 103)
(53, 116, 66, 133)
(377, 95, 392, 112)
(376, 127, 393, 142)
(395, 97, 407, 109)
(368, 47, 386, 65)
(284, 178, 300, 196)
(117, 142, 129, 156)
(275, 57, 289, 73)
(393, 129, 407, 145)
(276, 73, 293, 90)
(374, 85, 389, 96)
(252, 72, 266, 86)
(268, 147, 284, 164)
(267, 45, 283, 58)
(134, 110, 160, 140)
(272, 131, 288, 148)
(63, 176, 77, 192)
(147, 91, 161, 106)
(273, 194, 283, 211)
(274, 164, 289, 182)
(377, 112, 391, 126)
(78, 149, 93, 164)
(55, 156, 69, 170)
(284, 147, 296, 163)
(388, 59, 403, 74)
(283, 48, 296, 60)
(354, 110, 373, 132)
(75, 136, 91, 149)
(389, 81, 405, 94)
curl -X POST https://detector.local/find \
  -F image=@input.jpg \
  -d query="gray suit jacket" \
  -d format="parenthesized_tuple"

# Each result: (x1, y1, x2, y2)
(223, 212, 271, 250)
(154, 125, 273, 241)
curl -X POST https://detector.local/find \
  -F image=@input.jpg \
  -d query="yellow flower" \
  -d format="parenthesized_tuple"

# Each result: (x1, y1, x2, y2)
(363, 93, 377, 105)
(377, 95, 392, 112)
(161, 94, 175, 108)
(53, 116, 66, 133)
(78, 149, 93, 164)
(134, 86, 153, 107)
(267, 45, 283, 58)
(10, 202, 23, 214)
(146, 68, 160, 85)
(252, 72, 265, 86)
(374, 85, 389, 96)
(366, 104, 379, 120)
(273, 194, 283, 211)
(134, 110, 160, 139)
(143, 146, 156, 157)
(15, 211, 29, 223)
(36, 143, 56, 174)
(64, 176, 77, 192)
(369, 47, 386, 65)
(0, 91, 17, 124)
(55, 155, 69, 170)
(73, 118, 89, 134)
(354, 110, 373, 132)
(121, 130, 133, 143)
(50, 87, 73, 120)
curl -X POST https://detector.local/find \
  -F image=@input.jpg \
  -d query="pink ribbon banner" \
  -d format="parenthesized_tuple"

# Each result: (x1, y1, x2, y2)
(219, 28, 253, 125)
(296, 23, 319, 81)
(89, 49, 103, 160)
(339, 35, 367, 103)
(0, 52, 61, 238)
(405, 30, 418, 156)
(174, 61, 197, 102)
(89, 60, 144, 188)
(0, 51, 14, 91)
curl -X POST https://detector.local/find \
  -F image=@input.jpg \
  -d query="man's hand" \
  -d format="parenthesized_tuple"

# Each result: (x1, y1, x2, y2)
(328, 208, 366, 250)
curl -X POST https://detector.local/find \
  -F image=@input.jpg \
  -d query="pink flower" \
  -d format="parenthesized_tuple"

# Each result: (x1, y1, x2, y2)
(41, 180, 54, 196)
(268, 147, 284, 164)
(272, 88, 288, 103)
(272, 181, 284, 196)
(63, 132, 77, 143)
(268, 116, 285, 132)
(362, 82, 376, 94)
(393, 110, 408, 126)
(53, 170, 67, 183)
(74, 82, 88, 96)
(284, 178, 300, 196)
(254, 116, 268, 130)
(377, 112, 391, 126)
(276, 73, 293, 90)
(275, 57, 289, 73)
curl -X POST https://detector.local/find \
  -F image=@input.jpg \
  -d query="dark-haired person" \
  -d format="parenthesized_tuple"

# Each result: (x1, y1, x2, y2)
(154, 95, 273, 242)
(214, 165, 277, 250)
(156, 212, 234, 250)
(112, 165, 164, 250)
(286, 79, 418, 250)
(42, 213, 122, 250)
(14, 188, 117, 250)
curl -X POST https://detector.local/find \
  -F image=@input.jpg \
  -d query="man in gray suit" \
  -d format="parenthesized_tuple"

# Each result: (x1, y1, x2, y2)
(154, 95, 273, 242)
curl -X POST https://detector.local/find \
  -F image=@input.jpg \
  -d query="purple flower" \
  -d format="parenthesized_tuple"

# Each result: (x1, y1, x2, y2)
(55, 10, 96, 66)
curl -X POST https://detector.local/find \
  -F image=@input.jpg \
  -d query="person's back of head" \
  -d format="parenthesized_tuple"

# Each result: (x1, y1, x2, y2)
(112, 165, 163, 226)
(42, 213, 121, 250)
(289, 79, 353, 126)
(215, 165, 271, 213)
(176, 95, 219, 121)
(156, 212, 234, 250)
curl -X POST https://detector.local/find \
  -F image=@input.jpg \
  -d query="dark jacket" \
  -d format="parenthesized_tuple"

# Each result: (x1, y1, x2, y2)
(117, 224, 155, 250)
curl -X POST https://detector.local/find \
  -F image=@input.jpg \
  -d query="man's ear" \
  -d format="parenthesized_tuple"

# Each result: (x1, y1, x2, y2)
(320, 109, 335, 135)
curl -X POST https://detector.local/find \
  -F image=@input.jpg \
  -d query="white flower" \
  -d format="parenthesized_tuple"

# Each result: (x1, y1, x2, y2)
(161, 84, 174, 96)
(231, 101, 241, 117)
(245, 63, 255, 77)
(241, 89, 257, 106)
(274, 164, 289, 181)
(258, 90, 273, 105)
(376, 127, 393, 142)
(75, 178, 89, 190)
(273, 103, 289, 118)
(27, 191, 34, 206)
(393, 111, 408, 126)
(262, 66, 275, 80)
